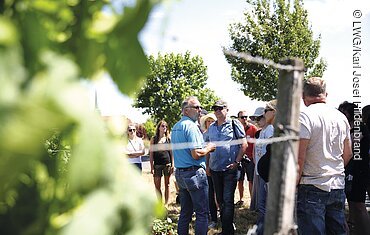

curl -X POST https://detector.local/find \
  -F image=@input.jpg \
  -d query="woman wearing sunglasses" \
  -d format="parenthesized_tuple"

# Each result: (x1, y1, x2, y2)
(149, 120, 174, 204)
(254, 100, 277, 235)
(125, 124, 145, 172)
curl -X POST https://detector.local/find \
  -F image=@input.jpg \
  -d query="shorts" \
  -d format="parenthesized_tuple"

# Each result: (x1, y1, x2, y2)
(154, 164, 172, 177)
(238, 159, 255, 182)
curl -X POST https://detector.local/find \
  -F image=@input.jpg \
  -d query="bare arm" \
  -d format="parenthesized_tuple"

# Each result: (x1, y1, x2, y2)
(342, 138, 352, 166)
(237, 138, 248, 163)
(297, 138, 310, 185)
(127, 139, 145, 158)
(227, 138, 248, 169)
(127, 152, 144, 158)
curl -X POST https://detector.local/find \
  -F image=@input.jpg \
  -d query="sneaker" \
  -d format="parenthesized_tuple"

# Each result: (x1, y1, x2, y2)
(208, 221, 217, 229)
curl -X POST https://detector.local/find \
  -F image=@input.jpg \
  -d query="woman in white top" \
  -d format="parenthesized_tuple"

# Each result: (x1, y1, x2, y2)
(125, 124, 145, 172)
(255, 100, 276, 235)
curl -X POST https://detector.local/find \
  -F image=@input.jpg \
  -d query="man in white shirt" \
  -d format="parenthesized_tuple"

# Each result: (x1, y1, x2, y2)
(297, 77, 352, 235)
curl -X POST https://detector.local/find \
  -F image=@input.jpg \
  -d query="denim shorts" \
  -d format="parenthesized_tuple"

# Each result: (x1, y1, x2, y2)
(154, 164, 172, 177)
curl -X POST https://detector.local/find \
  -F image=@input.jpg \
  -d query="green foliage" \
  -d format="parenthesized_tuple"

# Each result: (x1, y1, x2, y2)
(135, 52, 220, 127)
(152, 217, 178, 235)
(225, 0, 326, 101)
(307, 57, 327, 78)
(0, 1, 163, 235)
(144, 118, 156, 140)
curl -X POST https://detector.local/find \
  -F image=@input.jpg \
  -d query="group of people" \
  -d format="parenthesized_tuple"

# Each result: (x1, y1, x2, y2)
(169, 95, 278, 235)
(124, 76, 370, 235)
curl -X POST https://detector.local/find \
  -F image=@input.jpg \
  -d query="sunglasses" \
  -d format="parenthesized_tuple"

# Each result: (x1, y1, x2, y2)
(250, 116, 263, 121)
(161, 125, 167, 128)
(128, 129, 136, 132)
(212, 106, 224, 112)
(264, 108, 274, 113)
(239, 116, 248, 119)
(187, 105, 202, 110)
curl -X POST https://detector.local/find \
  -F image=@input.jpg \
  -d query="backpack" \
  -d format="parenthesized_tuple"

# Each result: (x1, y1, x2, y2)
(257, 144, 271, 182)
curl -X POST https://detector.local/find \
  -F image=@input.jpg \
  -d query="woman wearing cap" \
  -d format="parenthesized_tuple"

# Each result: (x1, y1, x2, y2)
(249, 107, 266, 211)
(255, 100, 276, 234)
(125, 123, 145, 171)
(149, 120, 173, 205)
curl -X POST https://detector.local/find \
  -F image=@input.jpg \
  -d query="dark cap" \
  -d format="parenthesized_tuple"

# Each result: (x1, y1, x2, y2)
(212, 100, 228, 108)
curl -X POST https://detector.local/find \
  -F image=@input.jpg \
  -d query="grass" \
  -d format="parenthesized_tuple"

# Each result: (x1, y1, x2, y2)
(142, 162, 370, 234)
(141, 162, 258, 234)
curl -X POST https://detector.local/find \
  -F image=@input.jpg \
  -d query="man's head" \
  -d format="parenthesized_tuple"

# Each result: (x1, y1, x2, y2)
(212, 100, 228, 120)
(237, 110, 249, 127)
(181, 96, 202, 121)
(302, 77, 327, 106)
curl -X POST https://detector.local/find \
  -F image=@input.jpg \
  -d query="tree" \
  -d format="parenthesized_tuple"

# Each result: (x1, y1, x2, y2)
(225, 0, 326, 101)
(0, 1, 162, 235)
(135, 52, 220, 127)
(143, 118, 156, 140)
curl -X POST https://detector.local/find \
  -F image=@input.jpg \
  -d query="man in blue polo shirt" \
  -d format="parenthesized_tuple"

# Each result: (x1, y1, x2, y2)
(171, 96, 216, 235)
(205, 100, 248, 235)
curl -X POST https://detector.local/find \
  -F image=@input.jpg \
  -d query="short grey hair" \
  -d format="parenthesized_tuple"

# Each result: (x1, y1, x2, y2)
(181, 96, 198, 112)
(303, 77, 326, 97)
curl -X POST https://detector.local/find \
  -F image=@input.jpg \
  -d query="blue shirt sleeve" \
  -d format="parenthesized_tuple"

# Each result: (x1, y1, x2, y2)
(233, 119, 246, 139)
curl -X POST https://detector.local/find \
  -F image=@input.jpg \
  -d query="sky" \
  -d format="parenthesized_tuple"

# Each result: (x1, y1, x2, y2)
(95, 0, 370, 123)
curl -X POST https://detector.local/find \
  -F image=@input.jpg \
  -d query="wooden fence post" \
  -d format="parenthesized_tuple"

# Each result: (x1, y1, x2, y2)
(264, 58, 304, 235)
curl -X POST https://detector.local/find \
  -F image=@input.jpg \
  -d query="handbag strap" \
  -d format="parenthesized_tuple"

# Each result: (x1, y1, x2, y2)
(128, 139, 137, 151)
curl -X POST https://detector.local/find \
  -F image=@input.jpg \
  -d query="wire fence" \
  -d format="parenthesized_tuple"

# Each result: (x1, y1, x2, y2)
(223, 49, 305, 72)
(149, 134, 298, 152)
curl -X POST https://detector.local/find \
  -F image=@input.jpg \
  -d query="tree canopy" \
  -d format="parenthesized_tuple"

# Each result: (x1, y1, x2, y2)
(135, 52, 219, 127)
(225, 0, 326, 101)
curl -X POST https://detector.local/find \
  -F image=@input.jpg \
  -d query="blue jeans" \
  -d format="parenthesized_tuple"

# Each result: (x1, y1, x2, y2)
(211, 169, 238, 235)
(256, 176, 267, 235)
(297, 184, 346, 235)
(207, 176, 218, 223)
(175, 168, 209, 235)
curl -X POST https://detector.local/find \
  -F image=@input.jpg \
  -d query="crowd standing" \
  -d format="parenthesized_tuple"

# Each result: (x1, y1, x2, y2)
(123, 77, 370, 235)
